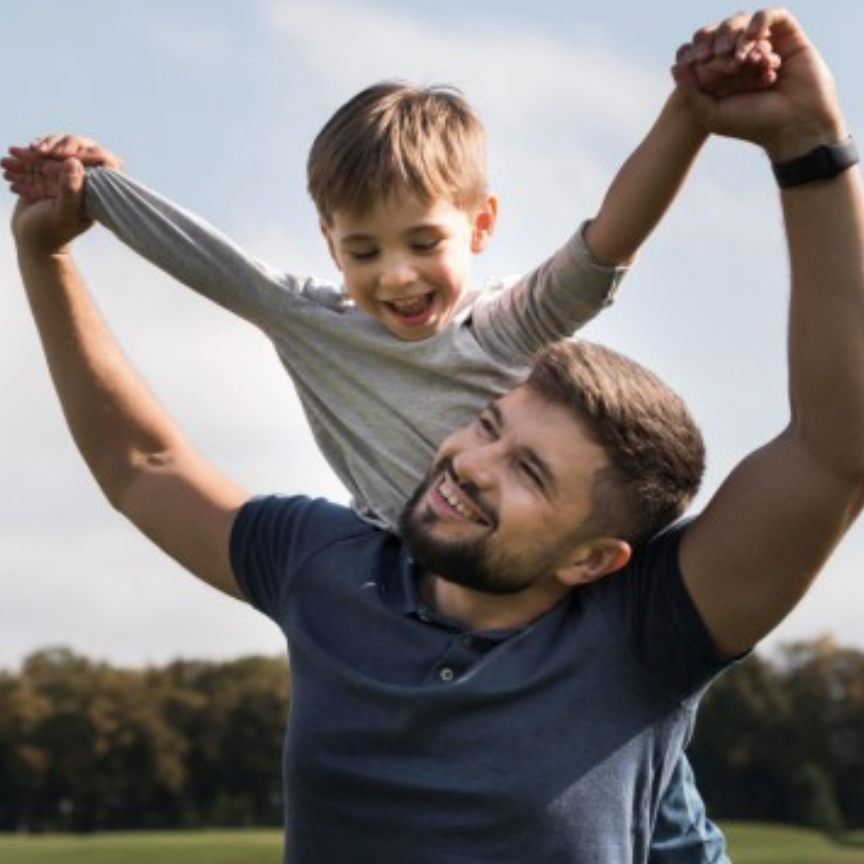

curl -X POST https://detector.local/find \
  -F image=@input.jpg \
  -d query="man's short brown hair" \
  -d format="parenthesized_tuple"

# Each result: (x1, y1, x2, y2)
(526, 340, 706, 545)
(307, 81, 488, 223)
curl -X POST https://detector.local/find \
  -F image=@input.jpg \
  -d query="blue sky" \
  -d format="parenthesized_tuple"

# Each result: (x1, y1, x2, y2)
(2, 0, 863, 668)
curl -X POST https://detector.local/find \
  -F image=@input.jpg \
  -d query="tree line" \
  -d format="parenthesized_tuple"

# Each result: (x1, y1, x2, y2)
(690, 635, 864, 833)
(1, 637, 862, 833)
(0, 649, 287, 832)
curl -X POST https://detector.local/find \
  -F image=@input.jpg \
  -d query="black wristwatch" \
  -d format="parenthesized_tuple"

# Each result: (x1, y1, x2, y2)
(772, 137, 859, 188)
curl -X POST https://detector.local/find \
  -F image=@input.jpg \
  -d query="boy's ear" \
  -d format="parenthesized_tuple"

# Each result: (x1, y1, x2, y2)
(320, 219, 343, 271)
(471, 194, 498, 254)
(555, 538, 631, 588)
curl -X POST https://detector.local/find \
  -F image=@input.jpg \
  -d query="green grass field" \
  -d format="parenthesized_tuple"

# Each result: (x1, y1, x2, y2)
(0, 829, 283, 863)
(724, 823, 864, 864)
(0, 823, 863, 863)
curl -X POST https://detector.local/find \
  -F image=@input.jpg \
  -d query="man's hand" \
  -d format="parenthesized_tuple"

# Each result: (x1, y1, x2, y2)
(11, 157, 92, 256)
(2, 134, 122, 202)
(690, 24, 781, 98)
(673, 8, 846, 161)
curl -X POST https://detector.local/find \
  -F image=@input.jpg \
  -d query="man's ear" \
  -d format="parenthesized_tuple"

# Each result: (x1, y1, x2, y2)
(320, 219, 342, 271)
(556, 538, 632, 587)
(471, 194, 498, 254)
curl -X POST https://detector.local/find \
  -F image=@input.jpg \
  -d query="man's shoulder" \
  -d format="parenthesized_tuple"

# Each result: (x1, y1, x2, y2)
(234, 494, 376, 549)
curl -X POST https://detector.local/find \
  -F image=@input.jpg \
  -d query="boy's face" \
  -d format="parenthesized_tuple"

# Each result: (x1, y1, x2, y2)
(321, 193, 496, 341)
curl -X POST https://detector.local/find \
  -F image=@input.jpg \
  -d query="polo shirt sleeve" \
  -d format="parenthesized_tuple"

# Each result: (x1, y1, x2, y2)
(229, 495, 352, 623)
(591, 522, 732, 700)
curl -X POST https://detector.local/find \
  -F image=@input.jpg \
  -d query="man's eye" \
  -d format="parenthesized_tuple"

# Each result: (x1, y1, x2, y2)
(519, 460, 544, 490)
(477, 415, 497, 437)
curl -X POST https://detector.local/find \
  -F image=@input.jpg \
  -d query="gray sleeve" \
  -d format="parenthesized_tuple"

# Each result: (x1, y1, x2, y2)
(471, 222, 628, 362)
(83, 167, 320, 330)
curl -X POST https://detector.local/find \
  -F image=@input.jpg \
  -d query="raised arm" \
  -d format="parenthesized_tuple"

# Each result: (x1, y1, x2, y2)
(675, 8, 864, 656)
(12, 157, 249, 600)
(584, 15, 780, 266)
(4, 137, 296, 328)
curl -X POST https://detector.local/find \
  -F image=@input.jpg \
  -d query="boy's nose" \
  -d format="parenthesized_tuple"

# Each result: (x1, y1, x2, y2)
(378, 258, 417, 291)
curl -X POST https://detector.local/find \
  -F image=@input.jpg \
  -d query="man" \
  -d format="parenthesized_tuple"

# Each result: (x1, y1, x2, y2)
(10, 8, 864, 863)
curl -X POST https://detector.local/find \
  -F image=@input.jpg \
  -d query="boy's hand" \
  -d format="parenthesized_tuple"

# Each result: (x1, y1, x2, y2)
(680, 11, 781, 98)
(2, 134, 122, 202)
(673, 8, 845, 161)
(11, 157, 93, 255)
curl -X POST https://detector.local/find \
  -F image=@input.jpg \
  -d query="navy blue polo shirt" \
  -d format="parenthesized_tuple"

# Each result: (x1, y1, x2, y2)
(231, 495, 730, 864)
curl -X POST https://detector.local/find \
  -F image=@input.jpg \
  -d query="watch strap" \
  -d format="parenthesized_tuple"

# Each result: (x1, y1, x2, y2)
(772, 137, 859, 188)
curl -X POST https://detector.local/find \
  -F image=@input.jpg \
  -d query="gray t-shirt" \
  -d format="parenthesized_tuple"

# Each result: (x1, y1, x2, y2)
(84, 168, 626, 529)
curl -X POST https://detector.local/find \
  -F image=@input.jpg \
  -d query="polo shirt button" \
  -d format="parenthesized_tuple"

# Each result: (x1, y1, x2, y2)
(439, 666, 455, 682)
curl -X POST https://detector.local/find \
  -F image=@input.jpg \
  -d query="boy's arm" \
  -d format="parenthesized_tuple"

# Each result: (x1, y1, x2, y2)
(583, 88, 707, 266)
(4, 138, 303, 329)
(584, 15, 778, 266)
(674, 9, 864, 657)
(13, 158, 249, 601)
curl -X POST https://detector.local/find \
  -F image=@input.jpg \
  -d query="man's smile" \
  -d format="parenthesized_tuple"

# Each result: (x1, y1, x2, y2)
(431, 472, 492, 526)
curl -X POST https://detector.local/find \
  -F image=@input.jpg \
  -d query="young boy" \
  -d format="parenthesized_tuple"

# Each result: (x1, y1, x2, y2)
(5, 28, 777, 863)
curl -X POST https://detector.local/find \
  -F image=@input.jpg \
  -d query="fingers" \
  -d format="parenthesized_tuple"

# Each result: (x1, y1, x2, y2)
(676, 9, 785, 98)
(28, 133, 124, 170)
(2, 147, 66, 201)
(30, 133, 99, 158)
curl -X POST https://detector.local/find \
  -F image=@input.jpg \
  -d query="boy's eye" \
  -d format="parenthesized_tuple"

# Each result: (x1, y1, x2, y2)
(346, 249, 378, 262)
(412, 237, 441, 253)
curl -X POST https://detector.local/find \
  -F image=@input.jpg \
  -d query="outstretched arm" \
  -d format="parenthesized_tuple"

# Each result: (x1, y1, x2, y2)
(4, 136, 295, 329)
(13, 158, 249, 600)
(584, 14, 779, 266)
(675, 9, 864, 656)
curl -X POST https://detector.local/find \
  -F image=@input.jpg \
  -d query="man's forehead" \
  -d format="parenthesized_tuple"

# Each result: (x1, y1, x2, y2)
(494, 388, 604, 457)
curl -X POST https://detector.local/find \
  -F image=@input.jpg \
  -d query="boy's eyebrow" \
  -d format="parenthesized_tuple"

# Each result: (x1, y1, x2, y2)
(486, 401, 558, 497)
(338, 232, 377, 245)
(337, 222, 447, 245)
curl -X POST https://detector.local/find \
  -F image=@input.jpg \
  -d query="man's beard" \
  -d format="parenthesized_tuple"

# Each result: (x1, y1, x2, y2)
(398, 467, 544, 596)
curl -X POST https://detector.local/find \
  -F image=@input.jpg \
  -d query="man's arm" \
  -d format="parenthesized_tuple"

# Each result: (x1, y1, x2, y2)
(13, 157, 249, 600)
(584, 15, 779, 266)
(676, 9, 864, 656)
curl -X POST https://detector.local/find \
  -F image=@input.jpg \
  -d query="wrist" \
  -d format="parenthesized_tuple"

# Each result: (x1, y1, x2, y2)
(665, 88, 711, 145)
(771, 136, 859, 189)
(764, 116, 849, 163)
(17, 243, 75, 275)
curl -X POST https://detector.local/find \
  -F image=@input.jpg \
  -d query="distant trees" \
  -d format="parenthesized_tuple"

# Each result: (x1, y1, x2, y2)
(0, 648, 287, 832)
(1, 637, 862, 833)
(690, 636, 864, 832)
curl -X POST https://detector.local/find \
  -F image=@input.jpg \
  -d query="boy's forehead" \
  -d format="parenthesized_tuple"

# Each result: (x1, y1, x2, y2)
(330, 194, 470, 233)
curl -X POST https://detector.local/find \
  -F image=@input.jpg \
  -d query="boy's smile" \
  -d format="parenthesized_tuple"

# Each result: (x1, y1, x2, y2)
(322, 193, 496, 341)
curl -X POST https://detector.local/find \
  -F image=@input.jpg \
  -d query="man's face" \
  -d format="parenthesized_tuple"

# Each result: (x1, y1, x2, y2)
(322, 192, 495, 341)
(400, 387, 612, 604)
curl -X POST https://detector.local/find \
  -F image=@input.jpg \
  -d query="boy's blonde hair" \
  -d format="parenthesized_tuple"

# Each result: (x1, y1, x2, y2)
(307, 81, 488, 223)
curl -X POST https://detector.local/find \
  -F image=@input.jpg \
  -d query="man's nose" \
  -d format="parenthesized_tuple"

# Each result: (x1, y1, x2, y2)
(452, 443, 498, 490)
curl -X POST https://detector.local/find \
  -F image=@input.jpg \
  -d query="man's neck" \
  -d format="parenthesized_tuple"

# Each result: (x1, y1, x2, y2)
(420, 571, 571, 633)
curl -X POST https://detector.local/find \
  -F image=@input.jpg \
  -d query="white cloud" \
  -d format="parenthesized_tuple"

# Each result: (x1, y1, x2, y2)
(267, 0, 663, 137)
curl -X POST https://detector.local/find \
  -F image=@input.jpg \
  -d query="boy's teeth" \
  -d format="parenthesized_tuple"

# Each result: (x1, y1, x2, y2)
(392, 295, 430, 315)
